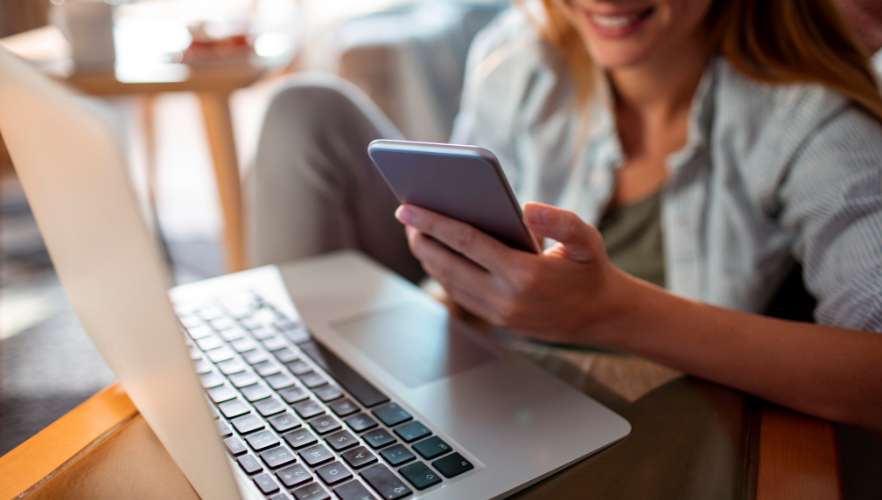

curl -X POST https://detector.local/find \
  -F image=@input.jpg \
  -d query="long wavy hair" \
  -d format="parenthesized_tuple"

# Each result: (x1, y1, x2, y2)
(535, 0, 882, 119)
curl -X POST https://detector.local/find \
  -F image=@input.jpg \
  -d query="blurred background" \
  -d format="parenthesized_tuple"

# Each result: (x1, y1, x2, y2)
(0, 0, 505, 454)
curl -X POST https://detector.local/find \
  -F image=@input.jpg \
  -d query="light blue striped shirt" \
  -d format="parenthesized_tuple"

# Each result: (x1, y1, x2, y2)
(452, 10, 882, 332)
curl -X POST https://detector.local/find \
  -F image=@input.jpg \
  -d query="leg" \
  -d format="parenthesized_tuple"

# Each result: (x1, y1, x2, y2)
(198, 91, 245, 272)
(246, 75, 423, 282)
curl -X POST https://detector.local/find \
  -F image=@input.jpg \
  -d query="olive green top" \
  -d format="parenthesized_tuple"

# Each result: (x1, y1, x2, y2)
(598, 190, 665, 288)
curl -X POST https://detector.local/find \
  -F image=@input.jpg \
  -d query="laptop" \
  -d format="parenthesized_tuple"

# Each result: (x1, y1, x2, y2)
(0, 48, 630, 500)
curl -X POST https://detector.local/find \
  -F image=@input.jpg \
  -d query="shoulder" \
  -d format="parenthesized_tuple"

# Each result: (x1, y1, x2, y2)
(708, 58, 882, 204)
(463, 6, 571, 108)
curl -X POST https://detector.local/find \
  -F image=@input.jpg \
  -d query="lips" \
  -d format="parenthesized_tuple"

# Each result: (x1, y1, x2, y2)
(583, 6, 656, 37)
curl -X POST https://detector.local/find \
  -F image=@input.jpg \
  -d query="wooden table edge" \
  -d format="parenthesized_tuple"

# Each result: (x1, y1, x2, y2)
(0, 383, 137, 499)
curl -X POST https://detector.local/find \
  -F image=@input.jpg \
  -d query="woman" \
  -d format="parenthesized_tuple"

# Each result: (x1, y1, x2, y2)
(248, 0, 882, 430)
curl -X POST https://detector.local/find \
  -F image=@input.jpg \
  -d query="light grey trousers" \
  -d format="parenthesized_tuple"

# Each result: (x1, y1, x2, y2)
(246, 75, 424, 283)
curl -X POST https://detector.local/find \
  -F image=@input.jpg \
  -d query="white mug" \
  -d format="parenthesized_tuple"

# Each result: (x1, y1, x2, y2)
(49, 0, 117, 72)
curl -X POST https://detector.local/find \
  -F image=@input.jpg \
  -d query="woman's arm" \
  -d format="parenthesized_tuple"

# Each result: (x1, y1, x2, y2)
(395, 202, 882, 431)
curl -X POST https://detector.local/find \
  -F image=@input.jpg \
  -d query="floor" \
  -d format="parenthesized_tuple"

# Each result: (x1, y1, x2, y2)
(0, 80, 278, 455)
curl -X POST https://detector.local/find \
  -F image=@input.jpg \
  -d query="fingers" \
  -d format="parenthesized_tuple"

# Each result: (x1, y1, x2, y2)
(523, 202, 605, 263)
(405, 226, 495, 293)
(396, 205, 520, 274)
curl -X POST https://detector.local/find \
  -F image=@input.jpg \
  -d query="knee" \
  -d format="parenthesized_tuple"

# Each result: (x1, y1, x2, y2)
(260, 74, 366, 138)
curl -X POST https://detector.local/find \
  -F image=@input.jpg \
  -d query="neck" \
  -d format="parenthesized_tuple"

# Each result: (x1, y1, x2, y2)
(608, 39, 712, 124)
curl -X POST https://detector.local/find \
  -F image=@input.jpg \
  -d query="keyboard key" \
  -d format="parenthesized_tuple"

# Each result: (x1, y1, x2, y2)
(379, 444, 415, 467)
(317, 461, 352, 485)
(393, 421, 430, 443)
(263, 335, 288, 352)
(217, 358, 247, 375)
(200, 372, 225, 389)
(432, 452, 473, 478)
(325, 430, 358, 452)
(253, 359, 281, 377)
(224, 436, 247, 456)
(187, 325, 214, 341)
(344, 413, 378, 433)
(282, 327, 312, 345)
(246, 430, 280, 452)
(362, 429, 395, 450)
(360, 463, 412, 500)
(253, 472, 280, 495)
(231, 414, 265, 434)
(241, 383, 272, 402)
(299, 371, 327, 389)
(194, 359, 213, 374)
(299, 443, 334, 467)
(207, 385, 237, 404)
(252, 326, 277, 340)
(207, 347, 235, 363)
(412, 436, 451, 460)
(276, 463, 312, 489)
(286, 359, 312, 375)
(279, 385, 309, 404)
(231, 337, 258, 353)
(218, 399, 250, 419)
(341, 446, 377, 469)
(268, 411, 300, 433)
(283, 428, 318, 449)
(292, 482, 330, 500)
(372, 403, 411, 427)
(243, 350, 269, 365)
(275, 317, 300, 331)
(210, 317, 235, 331)
(237, 453, 263, 475)
(399, 462, 441, 491)
(178, 314, 212, 339)
(274, 347, 300, 364)
(196, 335, 224, 351)
(308, 414, 341, 435)
(334, 481, 378, 500)
(260, 446, 297, 469)
(313, 385, 343, 402)
(229, 372, 259, 388)
(328, 399, 359, 417)
(266, 373, 297, 390)
(219, 326, 248, 342)
(299, 341, 389, 408)
(217, 419, 233, 437)
(255, 397, 286, 417)
(293, 399, 324, 419)
(270, 493, 291, 500)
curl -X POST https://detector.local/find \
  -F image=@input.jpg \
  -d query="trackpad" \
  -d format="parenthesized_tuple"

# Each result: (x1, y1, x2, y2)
(332, 301, 495, 388)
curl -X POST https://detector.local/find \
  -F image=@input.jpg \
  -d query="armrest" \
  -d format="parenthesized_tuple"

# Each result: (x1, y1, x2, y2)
(757, 406, 842, 500)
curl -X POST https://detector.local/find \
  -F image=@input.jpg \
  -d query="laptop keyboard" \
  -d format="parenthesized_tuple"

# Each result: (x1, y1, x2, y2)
(177, 292, 473, 499)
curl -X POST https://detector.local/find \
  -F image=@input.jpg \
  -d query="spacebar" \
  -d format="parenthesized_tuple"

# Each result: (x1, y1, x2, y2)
(299, 340, 390, 408)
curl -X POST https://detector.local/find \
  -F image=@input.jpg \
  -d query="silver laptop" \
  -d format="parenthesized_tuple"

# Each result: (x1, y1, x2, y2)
(0, 48, 629, 500)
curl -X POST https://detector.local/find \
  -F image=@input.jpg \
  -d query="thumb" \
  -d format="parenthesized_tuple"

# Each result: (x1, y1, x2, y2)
(523, 202, 605, 263)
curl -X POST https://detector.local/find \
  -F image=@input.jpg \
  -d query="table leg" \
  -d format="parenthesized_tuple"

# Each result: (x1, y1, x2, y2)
(197, 92, 245, 272)
(140, 95, 159, 211)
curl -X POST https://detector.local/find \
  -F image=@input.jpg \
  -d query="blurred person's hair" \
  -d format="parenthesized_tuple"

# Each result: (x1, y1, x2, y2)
(533, 0, 882, 119)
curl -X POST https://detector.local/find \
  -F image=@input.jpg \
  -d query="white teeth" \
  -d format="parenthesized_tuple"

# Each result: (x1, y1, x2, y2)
(591, 14, 637, 28)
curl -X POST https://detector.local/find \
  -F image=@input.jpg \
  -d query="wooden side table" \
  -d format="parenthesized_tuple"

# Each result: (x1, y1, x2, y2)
(1, 26, 295, 271)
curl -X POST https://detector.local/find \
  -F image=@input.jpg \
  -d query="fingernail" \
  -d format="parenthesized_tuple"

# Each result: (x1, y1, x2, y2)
(395, 205, 413, 224)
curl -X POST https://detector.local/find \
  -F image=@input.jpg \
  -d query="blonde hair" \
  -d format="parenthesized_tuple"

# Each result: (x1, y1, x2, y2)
(534, 0, 882, 119)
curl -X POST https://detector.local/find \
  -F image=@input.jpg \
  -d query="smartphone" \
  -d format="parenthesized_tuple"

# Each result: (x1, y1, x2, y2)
(367, 139, 540, 254)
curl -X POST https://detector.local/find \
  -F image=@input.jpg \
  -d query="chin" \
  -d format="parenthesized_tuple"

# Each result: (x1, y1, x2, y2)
(580, 36, 656, 69)
(587, 47, 654, 69)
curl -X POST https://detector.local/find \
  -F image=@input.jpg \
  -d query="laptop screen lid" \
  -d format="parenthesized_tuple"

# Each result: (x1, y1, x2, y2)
(0, 48, 240, 500)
